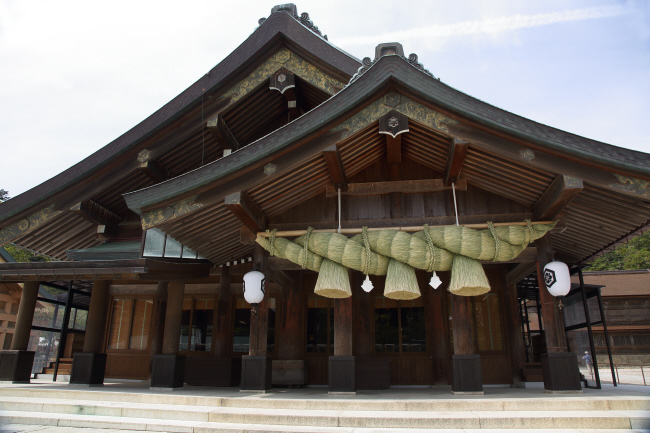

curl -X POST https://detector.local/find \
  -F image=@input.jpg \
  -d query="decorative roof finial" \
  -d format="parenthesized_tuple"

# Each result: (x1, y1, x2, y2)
(348, 43, 434, 86)
(258, 4, 328, 40)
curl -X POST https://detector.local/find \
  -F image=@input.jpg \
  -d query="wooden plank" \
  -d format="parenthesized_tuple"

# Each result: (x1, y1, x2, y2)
(533, 175, 583, 220)
(322, 144, 347, 190)
(224, 191, 268, 234)
(506, 262, 537, 286)
(325, 178, 467, 197)
(444, 138, 469, 186)
(451, 294, 474, 355)
(333, 288, 353, 357)
(386, 135, 402, 164)
(214, 267, 231, 357)
(206, 114, 240, 151)
(276, 273, 303, 360)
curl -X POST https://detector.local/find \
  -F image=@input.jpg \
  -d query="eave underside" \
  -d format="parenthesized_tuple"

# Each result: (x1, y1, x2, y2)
(150, 120, 650, 266)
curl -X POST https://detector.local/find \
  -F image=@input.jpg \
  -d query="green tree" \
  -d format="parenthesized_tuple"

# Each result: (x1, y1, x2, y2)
(0, 189, 9, 202)
(586, 231, 650, 270)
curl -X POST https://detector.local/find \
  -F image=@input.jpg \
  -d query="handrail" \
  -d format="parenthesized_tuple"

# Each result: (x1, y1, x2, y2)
(605, 363, 649, 386)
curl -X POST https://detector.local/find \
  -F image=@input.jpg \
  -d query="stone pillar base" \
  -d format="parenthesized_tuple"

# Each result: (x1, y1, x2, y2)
(70, 352, 107, 386)
(541, 352, 581, 391)
(451, 354, 483, 393)
(329, 356, 356, 393)
(0, 350, 35, 383)
(185, 356, 241, 387)
(151, 354, 185, 389)
(241, 355, 272, 391)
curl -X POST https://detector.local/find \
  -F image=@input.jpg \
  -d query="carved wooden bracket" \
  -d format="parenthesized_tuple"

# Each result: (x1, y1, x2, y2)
(444, 138, 469, 186)
(322, 144, 347, 191)
(533, 175, 583, 220)
(225, 190, 268, 234)
(378, 110, 409, 139)
(207, 114, 240, 151)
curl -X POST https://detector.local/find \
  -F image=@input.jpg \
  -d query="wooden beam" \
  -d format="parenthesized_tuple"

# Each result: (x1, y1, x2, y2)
(206, 114, 239, 151)
(139, 159, 170, 183)
(224, 191, 268, 234)
(444, 138, 469, 186)
(240, 212, 535, 245)
(386, 135, 401, 164)
(270, 68, 300, 118)
(325, 178, 467, 197)
(322, 144, 347, 190)
(533, 175, 583, 220)
(267, 269, 293, 291)
(70, 200, 121, 228)
(506, 262, 537, 286)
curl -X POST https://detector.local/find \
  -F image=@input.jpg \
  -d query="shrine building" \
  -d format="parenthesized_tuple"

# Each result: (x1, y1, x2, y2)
(1, 4, 649, 394)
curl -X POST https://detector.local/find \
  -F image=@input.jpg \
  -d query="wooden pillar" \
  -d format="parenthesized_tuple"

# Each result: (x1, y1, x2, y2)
(0, 281, 39, 382)
(329, 270, 356, 393)
(83, 280, 111, 353)
(535, 235, 580, 391)
(214, 268, 231, 358)
(387, 136, 402, 219)
(352, 272, 373, 358)
(150, 280, 185, 389)
(277, 272, 303, 360)
(70, 280, 111, 385)
(241, 244, 272, 391)
(162, 281, 185, 355)
(151, 281, 168, 357)
(421, 271, 449, 385)
(504, 283, 526, 385)
(10, 281, 40, 351)
(450, 294, 483, 393)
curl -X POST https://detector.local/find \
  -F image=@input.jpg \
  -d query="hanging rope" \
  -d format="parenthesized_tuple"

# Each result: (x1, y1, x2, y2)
(302, 226, 313, 269)
(362, 226, 372, 275)
(266, 229, 277, 257)
(422, 223, 436, 273)
(487, 221, 501, 261)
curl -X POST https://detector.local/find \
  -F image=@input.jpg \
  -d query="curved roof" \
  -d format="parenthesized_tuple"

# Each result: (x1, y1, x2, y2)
(124, 52, 650, 216)
(0, 10, 360, 227)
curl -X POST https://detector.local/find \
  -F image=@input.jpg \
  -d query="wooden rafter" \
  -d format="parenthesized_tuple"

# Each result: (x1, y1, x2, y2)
(322, 144, 347, 190)
(444, 138, 469, 186)
(224, 190, 268, 234)
(70, 200, 122, 241)
(533, 175, 584, 220)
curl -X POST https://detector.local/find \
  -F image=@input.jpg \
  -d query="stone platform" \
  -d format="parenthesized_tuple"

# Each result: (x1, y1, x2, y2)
(0, 379, 649, 432)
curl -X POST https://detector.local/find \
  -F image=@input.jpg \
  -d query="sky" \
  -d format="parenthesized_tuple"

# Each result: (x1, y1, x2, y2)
(0, 0, 649, 198)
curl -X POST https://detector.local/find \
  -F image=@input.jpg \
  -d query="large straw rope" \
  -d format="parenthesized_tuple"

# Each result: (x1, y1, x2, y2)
(256, 221, 555, 298)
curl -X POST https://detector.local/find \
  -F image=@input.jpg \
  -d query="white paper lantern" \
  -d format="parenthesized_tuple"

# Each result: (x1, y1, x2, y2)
(243, 270, 266, 305)
(543, 261, 571, 297)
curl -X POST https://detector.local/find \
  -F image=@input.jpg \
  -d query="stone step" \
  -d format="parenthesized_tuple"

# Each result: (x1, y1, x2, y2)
(0, 396, 647, 430)
(2, 387, 649, 412)
(1, 409, 648, 431)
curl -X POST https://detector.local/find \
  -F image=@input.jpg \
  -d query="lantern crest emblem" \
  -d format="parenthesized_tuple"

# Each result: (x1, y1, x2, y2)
(544, 268, 557, 288)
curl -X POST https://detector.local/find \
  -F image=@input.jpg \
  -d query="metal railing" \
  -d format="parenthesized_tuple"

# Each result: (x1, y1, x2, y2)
(611, 364, 649, 386)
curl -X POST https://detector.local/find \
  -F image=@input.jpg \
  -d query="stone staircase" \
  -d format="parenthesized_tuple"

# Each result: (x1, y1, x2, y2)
(0, 386, 649, 432)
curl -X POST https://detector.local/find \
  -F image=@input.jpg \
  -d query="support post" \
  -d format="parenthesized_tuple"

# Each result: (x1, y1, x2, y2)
(451, 294, 483, 394)
(536, 236, 581, 392)
(0, 281, 39, 383)
(241, 244, 272, 391)
(504, 283, 526, 385)
(70, 280, 110, 385)
(150, 281, 185, 389)
(329, 273, 355, 394)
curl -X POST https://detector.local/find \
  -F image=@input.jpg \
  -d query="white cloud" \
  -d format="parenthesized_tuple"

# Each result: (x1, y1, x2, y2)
(337, 5, 630, 46)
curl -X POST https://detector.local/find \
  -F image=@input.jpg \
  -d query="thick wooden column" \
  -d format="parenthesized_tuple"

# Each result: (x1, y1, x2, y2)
(535, 235, 567, 353)
(0, 281, 39, 382)
(241, 244, 272, 391)
(329, 271, 356, 393)
(151, 281, 169, 357)
(214, 268, 231, 358)
(83, 280, 111, 353)
(11, 281, 40, 351)
(274, 272, 307, 386)
(277, 273, 303, 360)
(535, 235, 581, 391)
(450, 294, 483, 393)
(70, 280, 111, 385)
(150, 281, 185, 389)
(422, 271, 449, 385)
(504, 283, 526, 385)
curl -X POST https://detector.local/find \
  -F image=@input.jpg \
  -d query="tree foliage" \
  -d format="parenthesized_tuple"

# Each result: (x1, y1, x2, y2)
(586, 231, 650, 271)
(4, 245, 50, 263)
(0, 189, 9, 202)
